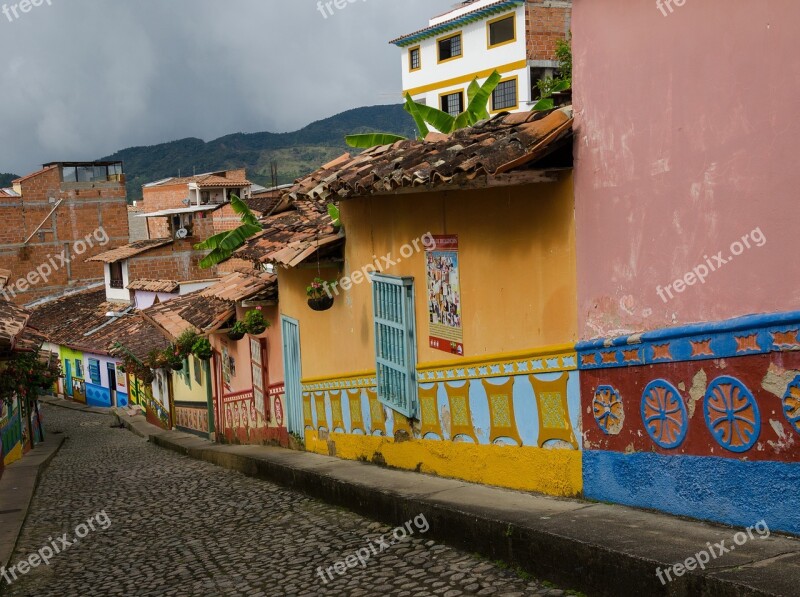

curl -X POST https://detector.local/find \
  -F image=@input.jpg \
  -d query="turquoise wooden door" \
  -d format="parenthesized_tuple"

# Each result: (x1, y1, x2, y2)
(64, 360, 73, 398)
(281, 316, 303, 435)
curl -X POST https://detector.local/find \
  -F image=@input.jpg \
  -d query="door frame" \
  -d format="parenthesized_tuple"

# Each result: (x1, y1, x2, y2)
(280, 315, 303, 436)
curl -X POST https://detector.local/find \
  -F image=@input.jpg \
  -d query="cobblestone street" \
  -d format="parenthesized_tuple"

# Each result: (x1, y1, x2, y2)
(2, 406, 568, 597)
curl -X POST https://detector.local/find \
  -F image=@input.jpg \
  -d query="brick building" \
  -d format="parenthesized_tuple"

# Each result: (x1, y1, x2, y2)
(392, 0, 571, 114)
(0, 162, 128, 306)
(140, 169, 252, 239)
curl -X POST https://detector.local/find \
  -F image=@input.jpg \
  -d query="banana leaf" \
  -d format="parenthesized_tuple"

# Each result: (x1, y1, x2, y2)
(455, 70, 502, 129)
(412, 102, 456, 134)
(346, 133, 408, 148)
(198, 222, 263, 269)
(403, 93, 430, 140)
(531, 98, 555, 112)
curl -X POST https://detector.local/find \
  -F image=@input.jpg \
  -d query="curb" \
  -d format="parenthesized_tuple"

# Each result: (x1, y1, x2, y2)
(39, 396, 112, 416)
(0, 433, 66, 585)
(111, 409, 800, 597)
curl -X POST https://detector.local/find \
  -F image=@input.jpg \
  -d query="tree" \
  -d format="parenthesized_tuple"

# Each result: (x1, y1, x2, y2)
(194, 194, 262, 269)
(345, 71, 504, 149)
(532, 36, 572, 112)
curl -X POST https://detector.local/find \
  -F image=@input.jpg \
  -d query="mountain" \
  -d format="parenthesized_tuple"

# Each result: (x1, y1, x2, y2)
(0, 173, 19, 187)
(100, 105, 416, 201)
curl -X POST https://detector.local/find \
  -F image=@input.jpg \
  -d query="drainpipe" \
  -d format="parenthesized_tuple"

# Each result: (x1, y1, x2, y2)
(204, 360, 215, 440)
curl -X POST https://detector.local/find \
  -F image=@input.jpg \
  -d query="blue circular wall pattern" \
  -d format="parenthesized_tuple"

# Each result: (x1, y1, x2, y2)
(593, 385, 624, 435)
(703, 376, 760, 453)
(782, 376, 800, 436)
(640, 380, 688, 449)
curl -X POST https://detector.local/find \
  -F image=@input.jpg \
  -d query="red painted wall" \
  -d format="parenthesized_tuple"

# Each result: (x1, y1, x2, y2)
(573, 0, 800, 339)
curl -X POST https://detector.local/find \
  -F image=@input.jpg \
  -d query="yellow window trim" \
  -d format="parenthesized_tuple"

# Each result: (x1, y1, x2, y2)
(436, 31, 463, 64)
(408, 45, 422, 72)
(438, 88, 465, 116)
(490, 75, 519, 113)
(486, 13, 517, 50)
(403, 59, 527, 97)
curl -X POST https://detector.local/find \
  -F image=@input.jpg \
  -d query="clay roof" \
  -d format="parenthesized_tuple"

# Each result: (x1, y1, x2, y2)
(284, 109, 573, 203)
(236, 201, 342, 267)
(87, 238, 173, 263)
(0, 268, 10, 289)
(28, 288, 130, 351)
(0, 299, 31, 356)
(144, 172, 251, 189)
(243, 193, 291, 217)
(127, 279, 180, 293)
(91, 314, 170, 361)
(200, 271, 278, 303)
(144, 294, 234, 339)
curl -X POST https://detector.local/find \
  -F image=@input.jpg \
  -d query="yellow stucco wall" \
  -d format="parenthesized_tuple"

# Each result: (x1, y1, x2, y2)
(305, 431, 582, 497)
(279, 176, 577, 380)
(172, 356, 206, 404)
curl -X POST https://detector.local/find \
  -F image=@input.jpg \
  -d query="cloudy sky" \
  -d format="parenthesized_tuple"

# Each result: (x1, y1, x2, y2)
(0, 0, 454, 175)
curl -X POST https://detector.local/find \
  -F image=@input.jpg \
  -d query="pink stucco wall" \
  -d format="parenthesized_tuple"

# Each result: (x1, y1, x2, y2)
(573, 0, 800, 339)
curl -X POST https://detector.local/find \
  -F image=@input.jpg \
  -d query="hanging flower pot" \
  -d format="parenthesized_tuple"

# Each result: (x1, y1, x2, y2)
(192, 338, 213, 361)
(170, 361, 184, 372)
(227, 321, 247, 341)
(243, 308, 269, 335)
(307, 278, 336, 312)
(308, 295, 334, 312)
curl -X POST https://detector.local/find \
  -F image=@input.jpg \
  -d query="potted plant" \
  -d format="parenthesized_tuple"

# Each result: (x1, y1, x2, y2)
(227, 321, 247, 341)
(145, 349, 168, 371)
(307, 277, 335, 312)
(175, 330, 199, 358)
(192, 338, 213, 361)
(243, 307, 269, 335)
(164, 347, 184, 371)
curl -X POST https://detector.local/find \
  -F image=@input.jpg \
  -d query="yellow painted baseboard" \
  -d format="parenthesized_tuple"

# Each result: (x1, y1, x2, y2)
(305, 431, 582, 497)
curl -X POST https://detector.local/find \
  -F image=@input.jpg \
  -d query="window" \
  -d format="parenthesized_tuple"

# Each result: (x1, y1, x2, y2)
(437, 33, 462, 63)
(74, 359, 84, 379)
(492, 78, 518, 111)
(488, 14, 516, 48)
(109, 262, 124, 289)
(88, 359, 101, 385)
(193, 357, 202, 384)
(371, 274, 417, 418)
(409, 46, 421, 71)
(440, 91, 464, 117)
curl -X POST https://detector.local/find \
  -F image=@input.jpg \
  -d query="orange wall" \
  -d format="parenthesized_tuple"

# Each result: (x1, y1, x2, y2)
(280, 176, 576, 380)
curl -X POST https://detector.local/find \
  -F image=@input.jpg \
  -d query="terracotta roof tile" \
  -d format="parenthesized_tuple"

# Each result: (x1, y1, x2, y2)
(88, 239, 173, 264)
(200, 271, 277, 303)
(0, 299, 30, 356)
(92, 314, 170, 361)
(126, 279, 180, 293)
(145, 293, 234, 339)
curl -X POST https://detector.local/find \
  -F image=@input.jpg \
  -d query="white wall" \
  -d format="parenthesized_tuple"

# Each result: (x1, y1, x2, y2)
(179, 280, 217, 295)
(134, 290, 178, 310)
(103, 262, 130, 302)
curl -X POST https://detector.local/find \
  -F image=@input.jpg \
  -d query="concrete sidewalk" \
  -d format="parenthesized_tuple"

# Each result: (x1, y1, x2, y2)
(0, 433, 65, 577)
(111, 408, 800, 597)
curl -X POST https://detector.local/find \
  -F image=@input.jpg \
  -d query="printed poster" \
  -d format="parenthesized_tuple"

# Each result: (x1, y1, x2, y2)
(426, 235, 464, 355)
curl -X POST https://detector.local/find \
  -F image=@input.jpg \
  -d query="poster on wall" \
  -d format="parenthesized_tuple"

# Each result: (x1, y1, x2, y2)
(426, 235, 464, 356)
(116, 363, 127, 390)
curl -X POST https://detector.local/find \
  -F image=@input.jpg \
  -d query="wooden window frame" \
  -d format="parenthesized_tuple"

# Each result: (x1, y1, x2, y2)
(437, 32, 463, 64)
(439, 90, 465, 117)
(491, 76, 519, 113)
(486, 13, 517, 50)
(408, 46, 422, 72)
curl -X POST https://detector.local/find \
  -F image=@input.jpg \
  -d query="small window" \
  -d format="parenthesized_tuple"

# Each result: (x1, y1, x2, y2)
(74, 360, 84, 379)
(409, 46, 421, 71)
(193, 357, 202, 384)
(437, 33, 462, 62)
(492, 79, 518, 111)
(440, 91, 464, 117)
(488, 15, 516, 48)
(88, 359, 101, 385)
(109, 262, 124, 289)
(372, 274, 418, 418)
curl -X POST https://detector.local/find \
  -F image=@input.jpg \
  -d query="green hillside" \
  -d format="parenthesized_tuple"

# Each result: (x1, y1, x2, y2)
(0, 173, 19, 187)
(101, 104, 415, 201)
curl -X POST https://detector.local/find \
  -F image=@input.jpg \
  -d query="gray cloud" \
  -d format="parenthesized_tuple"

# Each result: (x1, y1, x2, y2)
(0, 0, 454, 175)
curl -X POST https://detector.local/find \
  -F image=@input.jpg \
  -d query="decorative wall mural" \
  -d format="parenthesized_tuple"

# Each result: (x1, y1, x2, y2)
(703, 376, 760, 453)
(593, 385, 624, 435)
(640, 380, 688, 449)
(783, 377, 800, 435)
(530, 374, 578, 449)
(484, 378, 523, 445)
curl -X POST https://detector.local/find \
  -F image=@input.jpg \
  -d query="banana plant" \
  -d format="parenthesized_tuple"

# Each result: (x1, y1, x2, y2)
(345, 70, 503, 149)
(194, 194, 262, 268)
(531, 79, 571, 112)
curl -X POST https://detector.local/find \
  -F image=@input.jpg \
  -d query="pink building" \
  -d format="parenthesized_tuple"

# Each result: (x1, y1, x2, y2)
(573, 0, 800, 534)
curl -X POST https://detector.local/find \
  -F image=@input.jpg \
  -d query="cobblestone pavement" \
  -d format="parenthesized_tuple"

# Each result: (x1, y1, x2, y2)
(2, 406, 570, 597)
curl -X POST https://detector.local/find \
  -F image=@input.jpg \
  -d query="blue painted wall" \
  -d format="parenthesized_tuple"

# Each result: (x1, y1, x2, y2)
(584, 451, 800, 535)
(85, 383, 112, 408)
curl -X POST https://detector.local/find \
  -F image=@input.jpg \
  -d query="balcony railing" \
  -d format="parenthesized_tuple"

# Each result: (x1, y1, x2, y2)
(110, 279, 124, 290)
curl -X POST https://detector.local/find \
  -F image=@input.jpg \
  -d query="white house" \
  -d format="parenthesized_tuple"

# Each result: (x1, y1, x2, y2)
(391, 0, 571, 115)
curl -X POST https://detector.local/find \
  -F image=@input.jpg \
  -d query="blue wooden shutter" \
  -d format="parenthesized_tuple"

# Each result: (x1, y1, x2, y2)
(87, 359, 101, 385)
(371, 274, 417, 418)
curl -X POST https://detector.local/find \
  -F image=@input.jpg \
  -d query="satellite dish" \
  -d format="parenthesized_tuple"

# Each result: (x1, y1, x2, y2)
(175, 228, 188, 239)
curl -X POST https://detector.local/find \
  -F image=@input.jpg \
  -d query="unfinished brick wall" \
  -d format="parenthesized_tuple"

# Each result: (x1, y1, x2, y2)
(127, 242, 217, 282)
(0, 167, 128, 305)
(142, 184, 189, 239)
(526, 1, 572, 62)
